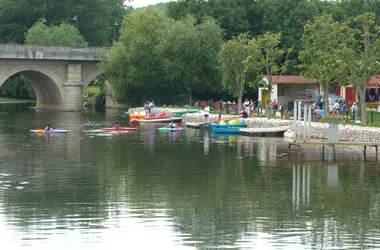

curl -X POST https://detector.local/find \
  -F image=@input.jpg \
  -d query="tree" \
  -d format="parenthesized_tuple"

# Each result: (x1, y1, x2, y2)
(0, 0, 126, 45)
(219, 33, 252, 112)
(156, 15, 224, 105)
(344, 12, 380, 125)
(244, 32, 290, 110)
(100, 7, 170, 105)
(259, 0, 319, 74)
(25, 20, 87, 46)
(299, 15, 354, 113)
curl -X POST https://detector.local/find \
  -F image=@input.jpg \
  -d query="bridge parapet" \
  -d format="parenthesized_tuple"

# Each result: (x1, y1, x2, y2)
(0, 44, 111, 61)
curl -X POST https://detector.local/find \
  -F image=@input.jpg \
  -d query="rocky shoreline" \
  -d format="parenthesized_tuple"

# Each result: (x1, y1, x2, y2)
(127, 107, 380, 142)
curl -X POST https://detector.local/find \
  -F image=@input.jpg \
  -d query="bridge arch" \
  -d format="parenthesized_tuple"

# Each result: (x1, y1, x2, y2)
(0, 64, 64, 110)
(82, 68, 104, 90)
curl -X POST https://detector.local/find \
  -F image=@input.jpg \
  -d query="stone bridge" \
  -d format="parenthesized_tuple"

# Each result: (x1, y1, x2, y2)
(0, 44, 112, 111)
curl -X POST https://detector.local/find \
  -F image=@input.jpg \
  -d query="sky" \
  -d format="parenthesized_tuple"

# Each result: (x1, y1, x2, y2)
(127, 0, 175, 8)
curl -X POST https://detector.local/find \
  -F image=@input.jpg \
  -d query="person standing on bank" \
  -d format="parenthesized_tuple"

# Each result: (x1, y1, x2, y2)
(351, 102, 358, 121)
(204, 105, 210, 123)
(243, 98, 250, 115)
(149, 100, 155, 117)
(144, 101, 150, 118)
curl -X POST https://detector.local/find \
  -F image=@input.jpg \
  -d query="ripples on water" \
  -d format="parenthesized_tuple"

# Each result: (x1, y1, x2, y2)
(1, 106, 380, 249)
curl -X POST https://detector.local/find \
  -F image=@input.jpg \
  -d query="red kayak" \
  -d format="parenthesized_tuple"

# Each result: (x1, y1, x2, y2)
(101, 127, 138, 131)
(130, 119, 141, 124)
(145, 113, 170, 120)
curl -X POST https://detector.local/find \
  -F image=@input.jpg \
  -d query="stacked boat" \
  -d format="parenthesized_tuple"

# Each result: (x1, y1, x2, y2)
(129, 112, 182, 124)
(171, 109, 200, 117)
(211, 120, 247, 134)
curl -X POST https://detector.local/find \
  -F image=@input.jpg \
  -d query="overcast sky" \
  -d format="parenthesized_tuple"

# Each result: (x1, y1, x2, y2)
(127, 0, 175, 8)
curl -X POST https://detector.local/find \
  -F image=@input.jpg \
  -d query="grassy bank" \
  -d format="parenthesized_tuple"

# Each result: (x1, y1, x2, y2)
(83, 86, 104, 108)
(0, 97, 35, 103)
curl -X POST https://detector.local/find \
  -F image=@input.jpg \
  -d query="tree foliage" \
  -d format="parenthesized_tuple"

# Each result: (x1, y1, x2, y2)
(343, 12, 380, 125)
(25, 20, 87, 46)
(299, 15, 354, 113)
(244, 32, 290, 108)
(219, 33, 252, 112)
(156, 15, 223, 99)
(102, 8, 224, 106)
(0, 0, 126, 46)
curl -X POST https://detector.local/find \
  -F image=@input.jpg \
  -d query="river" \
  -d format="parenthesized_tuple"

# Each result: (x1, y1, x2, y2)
(0, 103, 380, 250)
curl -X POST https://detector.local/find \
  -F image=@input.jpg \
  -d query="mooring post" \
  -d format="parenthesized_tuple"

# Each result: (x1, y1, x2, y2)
(293, 101, 297, 140)
(298, 101, 302, 142)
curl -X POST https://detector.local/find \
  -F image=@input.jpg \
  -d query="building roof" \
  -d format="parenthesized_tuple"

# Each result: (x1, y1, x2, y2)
(264, 75, 317, 84)
(264, 75, 380, 85)
(369, 76, 380, 84)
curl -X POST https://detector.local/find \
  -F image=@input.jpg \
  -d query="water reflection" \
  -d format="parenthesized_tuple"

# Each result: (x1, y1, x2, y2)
(292, 164, 311, 209)
(203, 129, 209, 156)
(1, 105, 380, 249)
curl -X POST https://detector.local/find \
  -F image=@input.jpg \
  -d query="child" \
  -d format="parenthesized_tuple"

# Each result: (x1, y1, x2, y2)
(114, 121, 120, 128)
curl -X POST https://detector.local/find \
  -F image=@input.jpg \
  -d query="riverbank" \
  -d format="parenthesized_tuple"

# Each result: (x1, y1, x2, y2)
(0, 97, 35, 103)
(127, 107, 380, 142)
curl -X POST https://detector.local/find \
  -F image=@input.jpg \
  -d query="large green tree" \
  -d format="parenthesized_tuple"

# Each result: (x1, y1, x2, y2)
(219, 33, 252, 112)
(344, 12, 380, 125)
(244, 32, 290, 109)
(101, 7, 170, 105)
(156, 15, 224, 105)
(299, 15, 354, 113)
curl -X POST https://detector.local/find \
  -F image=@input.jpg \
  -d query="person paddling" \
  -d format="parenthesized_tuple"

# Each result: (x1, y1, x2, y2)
(114, 121, 120, 129)
(44, 124, 53, 132)
(168, 120, 178, 129)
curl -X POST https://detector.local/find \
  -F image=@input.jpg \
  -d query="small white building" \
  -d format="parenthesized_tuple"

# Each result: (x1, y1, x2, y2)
(259, 75, 319, 109)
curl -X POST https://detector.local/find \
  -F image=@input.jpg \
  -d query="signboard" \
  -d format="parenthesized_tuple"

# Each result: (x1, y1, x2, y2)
(305, 89, 317, 102)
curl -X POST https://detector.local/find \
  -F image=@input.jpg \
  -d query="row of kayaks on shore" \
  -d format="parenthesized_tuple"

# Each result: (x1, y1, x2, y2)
(29, 126, 182, 133)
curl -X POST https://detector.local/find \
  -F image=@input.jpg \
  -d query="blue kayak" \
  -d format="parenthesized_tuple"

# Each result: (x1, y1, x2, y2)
(211, 122, 246, 128)
(212, 127, 241, 134)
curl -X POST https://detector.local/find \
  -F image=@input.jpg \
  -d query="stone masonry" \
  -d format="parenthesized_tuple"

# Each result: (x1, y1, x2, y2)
(0, 44, 110, 111)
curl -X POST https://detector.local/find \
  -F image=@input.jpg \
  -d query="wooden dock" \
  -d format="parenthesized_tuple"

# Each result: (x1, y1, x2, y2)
(288, 141, 380, 161)
(185, 122, 212, 129)
(240, 126, 289, 137)
(185, 122, 201, 129)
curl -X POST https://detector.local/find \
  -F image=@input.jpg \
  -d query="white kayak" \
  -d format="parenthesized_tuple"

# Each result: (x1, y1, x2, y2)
(30, 129, 70, 133)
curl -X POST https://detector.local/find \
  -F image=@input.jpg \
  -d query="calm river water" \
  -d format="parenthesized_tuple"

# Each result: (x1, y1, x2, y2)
(1, 103, 380, 250)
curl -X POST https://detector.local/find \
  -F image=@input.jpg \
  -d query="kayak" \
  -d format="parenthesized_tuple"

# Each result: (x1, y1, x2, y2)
(172, 109, 200, 117)
(30, 129, 70, 133)
(145, 113, 170, 120)
(170, 127, 184, 131)
(157, 127, 184, 131)
(210, 122, 247, 128)
(212, 127, 241, 134)
(101, 127, 137, 131)
(130, 119, 141, 124)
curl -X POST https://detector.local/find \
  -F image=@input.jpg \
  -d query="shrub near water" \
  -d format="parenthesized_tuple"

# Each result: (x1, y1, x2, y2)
(83, 86, 104, 108)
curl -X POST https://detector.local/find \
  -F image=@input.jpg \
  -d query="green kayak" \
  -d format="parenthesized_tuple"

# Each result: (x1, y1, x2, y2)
(172, 109, 200, 117)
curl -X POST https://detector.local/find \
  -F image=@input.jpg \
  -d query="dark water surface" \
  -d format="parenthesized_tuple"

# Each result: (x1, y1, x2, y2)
(1, 104, 380, 250)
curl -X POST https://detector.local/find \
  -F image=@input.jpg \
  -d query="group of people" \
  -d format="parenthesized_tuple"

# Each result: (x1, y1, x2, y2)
(144, 101, 156, 118)
(241, 98, 281, 117)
